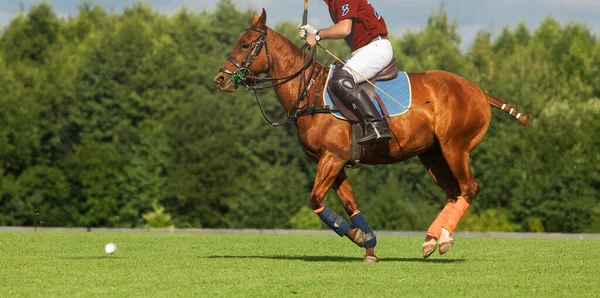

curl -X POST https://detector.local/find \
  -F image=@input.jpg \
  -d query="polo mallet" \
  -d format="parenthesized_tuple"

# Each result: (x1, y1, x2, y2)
(302, 0, 308, 26)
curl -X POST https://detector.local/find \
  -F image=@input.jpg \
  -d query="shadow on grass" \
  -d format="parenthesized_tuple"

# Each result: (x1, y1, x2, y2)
(59, 256, 121, 260)
(205, 255, 464, 263)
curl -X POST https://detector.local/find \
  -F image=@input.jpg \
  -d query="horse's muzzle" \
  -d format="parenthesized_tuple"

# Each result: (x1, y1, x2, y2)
(213, 72, 237, 93)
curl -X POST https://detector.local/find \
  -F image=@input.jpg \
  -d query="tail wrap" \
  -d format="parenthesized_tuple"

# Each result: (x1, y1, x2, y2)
(485, 93, 530, 126)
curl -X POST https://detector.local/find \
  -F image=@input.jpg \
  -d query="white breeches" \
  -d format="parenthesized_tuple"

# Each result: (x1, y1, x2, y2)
(342, 38, 393, 83)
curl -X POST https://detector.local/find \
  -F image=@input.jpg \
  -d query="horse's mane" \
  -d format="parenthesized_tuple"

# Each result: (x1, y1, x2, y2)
(267, 26, 324, 69)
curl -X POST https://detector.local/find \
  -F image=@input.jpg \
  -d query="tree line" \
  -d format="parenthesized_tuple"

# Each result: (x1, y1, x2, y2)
(0, 0, 598, 232)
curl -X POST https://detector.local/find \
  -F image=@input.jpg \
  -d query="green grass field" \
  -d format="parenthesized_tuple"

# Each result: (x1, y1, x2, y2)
(1, 231, 598, 297)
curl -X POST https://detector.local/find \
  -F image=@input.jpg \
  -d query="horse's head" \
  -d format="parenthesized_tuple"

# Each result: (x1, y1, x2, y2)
(214, 9, 270, 93)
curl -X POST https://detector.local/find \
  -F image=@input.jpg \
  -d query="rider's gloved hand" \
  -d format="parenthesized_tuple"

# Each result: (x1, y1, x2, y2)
(298, 24, 317, 40)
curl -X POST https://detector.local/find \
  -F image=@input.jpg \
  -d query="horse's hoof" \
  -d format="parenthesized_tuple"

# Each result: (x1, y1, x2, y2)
(439, 239, 454, 255)
(438, 228, 453, 255)
(348, 228, 365, 247)
(363, 255, 379, 263)
(422, 238, 437, 258)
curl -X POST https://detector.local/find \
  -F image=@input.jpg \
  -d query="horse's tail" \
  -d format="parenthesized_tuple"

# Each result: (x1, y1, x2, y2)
(485, 93, 531, 126)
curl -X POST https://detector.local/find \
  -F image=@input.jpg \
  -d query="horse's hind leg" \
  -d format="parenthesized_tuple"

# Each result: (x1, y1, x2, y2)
(419, 147, 462, 258)
(435, 148, 481, 255)
(332, 169, 379, 263)
(431, 105, 489, 255)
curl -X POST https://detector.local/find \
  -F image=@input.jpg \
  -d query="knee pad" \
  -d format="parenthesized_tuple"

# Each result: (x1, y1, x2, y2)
(328, 71, 358, 104)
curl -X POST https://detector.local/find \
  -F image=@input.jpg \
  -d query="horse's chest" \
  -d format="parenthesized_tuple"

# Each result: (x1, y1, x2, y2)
(295, 116, 353, 160)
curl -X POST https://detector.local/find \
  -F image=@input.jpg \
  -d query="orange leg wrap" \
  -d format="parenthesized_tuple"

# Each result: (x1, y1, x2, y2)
(442, 196, 470, 234)
(426, 204, 452, 239)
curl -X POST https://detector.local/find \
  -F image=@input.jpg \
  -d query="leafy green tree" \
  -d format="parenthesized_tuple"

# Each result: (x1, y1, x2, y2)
(394, 6, 464, 73)
(0, 1, 598, 232)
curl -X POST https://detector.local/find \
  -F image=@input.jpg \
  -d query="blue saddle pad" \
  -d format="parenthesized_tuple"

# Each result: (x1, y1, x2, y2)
(322, 65, 412, 120)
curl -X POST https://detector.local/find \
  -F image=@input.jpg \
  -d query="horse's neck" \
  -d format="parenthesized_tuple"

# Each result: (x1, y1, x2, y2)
(267, 29, 323, 112)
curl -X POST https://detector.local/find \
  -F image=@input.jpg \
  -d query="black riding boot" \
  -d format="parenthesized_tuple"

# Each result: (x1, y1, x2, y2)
(329, 71, 392, 145)
(352, 89, 392, 145)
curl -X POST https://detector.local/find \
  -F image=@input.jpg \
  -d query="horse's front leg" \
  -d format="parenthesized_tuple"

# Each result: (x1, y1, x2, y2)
(332, 169, 379, 263)
(310, 153, 367, 257)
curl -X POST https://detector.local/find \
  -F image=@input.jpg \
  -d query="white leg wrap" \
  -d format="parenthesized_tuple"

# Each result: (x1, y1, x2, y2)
(509, 108, 514, 114)
(516, 113, 522, 119)
(441, 227, 451, 239)
(501, 104, 506, 110)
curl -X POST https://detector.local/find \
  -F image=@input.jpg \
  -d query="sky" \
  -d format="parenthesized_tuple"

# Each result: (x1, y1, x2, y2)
(2, 0, 600, 50)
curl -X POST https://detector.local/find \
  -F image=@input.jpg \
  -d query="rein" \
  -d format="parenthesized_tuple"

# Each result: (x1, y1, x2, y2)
(221, 26, 330, 127)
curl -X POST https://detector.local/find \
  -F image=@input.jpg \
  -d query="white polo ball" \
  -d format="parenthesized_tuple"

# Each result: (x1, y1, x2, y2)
(105, 243, 117, 254)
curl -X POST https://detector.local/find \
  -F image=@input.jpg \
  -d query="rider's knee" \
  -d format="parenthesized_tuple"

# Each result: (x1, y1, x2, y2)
(328, 70, 357, 101)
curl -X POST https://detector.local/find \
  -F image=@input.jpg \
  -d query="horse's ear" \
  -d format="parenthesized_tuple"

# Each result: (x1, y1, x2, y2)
(252, 8, 267, 28)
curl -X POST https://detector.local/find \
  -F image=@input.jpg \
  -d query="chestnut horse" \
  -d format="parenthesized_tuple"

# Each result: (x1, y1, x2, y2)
(214, 10, 530, 262)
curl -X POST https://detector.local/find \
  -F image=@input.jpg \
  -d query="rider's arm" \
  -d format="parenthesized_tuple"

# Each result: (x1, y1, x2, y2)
(317, 19, 352, 40)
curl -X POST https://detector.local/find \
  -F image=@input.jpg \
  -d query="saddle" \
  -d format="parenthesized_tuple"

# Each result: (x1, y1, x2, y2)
(328, 58, 398, 122)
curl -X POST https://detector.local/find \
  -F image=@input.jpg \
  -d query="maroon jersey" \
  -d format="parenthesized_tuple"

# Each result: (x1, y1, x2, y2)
(324, 0, 388, 52)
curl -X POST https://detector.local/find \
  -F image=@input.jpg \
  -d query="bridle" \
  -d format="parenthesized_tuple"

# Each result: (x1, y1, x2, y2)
(218, 27, 270, 86)
(219, 26, 327, 126)
(220, 26, 318, 90)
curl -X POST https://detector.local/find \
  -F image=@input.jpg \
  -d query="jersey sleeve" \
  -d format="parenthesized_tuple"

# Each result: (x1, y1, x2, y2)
(332, 0, 359, 21)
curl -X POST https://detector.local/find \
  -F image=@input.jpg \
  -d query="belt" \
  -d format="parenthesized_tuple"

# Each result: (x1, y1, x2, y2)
(371, 35, 389, 43)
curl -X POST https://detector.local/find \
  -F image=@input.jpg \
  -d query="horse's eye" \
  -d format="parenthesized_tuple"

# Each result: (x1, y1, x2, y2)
(241, 43, 250, 50)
